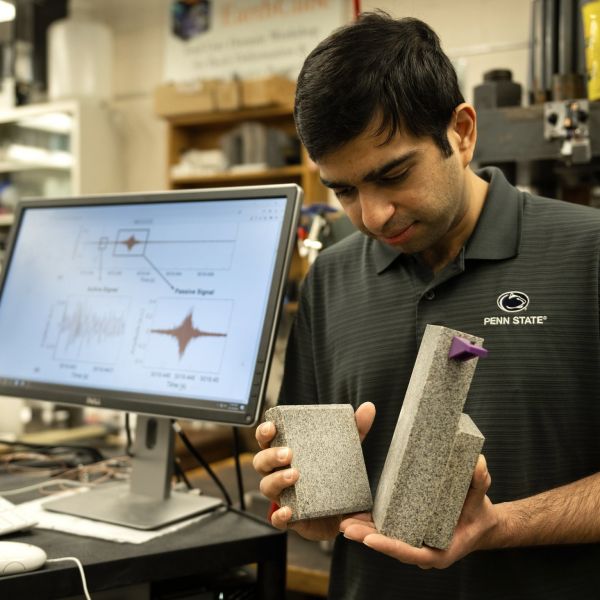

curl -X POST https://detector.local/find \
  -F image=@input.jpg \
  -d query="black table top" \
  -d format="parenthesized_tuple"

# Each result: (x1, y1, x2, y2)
(0, 506, 286, 599)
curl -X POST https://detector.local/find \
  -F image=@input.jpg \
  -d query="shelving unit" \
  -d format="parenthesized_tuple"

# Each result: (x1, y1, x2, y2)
(162, 104, 329, 205)
(0, 100, 123, 200)
(0, 100, 123, 269)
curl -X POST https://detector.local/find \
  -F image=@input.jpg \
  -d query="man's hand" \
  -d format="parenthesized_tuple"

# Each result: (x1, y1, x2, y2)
(340, 455, 497, 568)
(252, 401, 376, 541)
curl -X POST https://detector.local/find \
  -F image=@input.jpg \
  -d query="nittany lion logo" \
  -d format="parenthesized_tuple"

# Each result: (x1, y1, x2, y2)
(497, 291, 530, 313)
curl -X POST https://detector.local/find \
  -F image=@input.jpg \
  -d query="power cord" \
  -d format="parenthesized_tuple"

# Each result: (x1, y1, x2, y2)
(46, 556, 91, 600)
(173, 457, 193, 490)
(173, 422, 233, 507)
(232, 427, 246, 511)
(124, 413, 134, 457)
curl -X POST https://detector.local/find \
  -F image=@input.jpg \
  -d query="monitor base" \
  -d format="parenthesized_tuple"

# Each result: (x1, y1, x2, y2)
(44, 482, 223, 530)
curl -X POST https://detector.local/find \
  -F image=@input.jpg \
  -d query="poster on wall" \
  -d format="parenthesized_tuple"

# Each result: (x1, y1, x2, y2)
(163, 0, 350, 83)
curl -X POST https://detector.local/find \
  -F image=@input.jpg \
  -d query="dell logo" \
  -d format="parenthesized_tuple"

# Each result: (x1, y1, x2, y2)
(497, 291, 530, 313)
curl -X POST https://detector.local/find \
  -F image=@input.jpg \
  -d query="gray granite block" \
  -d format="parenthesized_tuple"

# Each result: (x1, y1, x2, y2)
(423, 413, 485, 549)
(372, 324, 484, 547)
(264, 404, 373, 522)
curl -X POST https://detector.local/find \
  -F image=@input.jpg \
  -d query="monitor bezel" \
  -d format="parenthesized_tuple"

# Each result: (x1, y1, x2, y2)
(0, 184, 302, 427)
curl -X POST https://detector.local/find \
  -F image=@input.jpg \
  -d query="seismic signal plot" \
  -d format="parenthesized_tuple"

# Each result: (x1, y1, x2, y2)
(41, 296, 130, 364)
(151, 312, 227, 358)
(73, 223, 237, 274)
(114, 229, 150, 256)
(142, 299, 233, 373)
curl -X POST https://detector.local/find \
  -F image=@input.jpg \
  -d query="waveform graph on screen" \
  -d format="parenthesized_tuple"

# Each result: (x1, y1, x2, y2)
(144, 299, 233, 373)
(113, 229, 150, 256)
(41, 296, 130, 364)
(71, 223, 237, 290)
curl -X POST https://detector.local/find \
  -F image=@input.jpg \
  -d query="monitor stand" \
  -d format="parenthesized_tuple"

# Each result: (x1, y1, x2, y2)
(44, 415, 223, 530)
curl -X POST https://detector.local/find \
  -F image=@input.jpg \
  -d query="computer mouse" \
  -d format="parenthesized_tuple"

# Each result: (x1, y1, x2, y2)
(0, 541, 47, 576)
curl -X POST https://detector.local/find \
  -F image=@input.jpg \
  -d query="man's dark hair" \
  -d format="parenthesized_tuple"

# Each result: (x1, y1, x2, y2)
(294, 12, 464, 161)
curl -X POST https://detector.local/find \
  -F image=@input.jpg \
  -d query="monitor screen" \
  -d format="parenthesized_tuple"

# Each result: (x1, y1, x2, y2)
(0, 185, 302, 427)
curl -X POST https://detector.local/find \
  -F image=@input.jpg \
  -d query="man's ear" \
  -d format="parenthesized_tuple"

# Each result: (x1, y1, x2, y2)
(449, 103, 477, 167)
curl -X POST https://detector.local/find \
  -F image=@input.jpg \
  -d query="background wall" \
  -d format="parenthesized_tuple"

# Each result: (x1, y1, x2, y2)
(370, 1, 531, 107)
(95, 0, 169, 194)
(96, 0, 531, 193)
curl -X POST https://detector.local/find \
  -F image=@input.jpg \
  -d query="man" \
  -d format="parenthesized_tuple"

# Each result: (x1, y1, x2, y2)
(253, 12, 600, 600)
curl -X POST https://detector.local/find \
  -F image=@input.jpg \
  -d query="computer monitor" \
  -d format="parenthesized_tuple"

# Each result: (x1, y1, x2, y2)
(0, 184, 302, 528)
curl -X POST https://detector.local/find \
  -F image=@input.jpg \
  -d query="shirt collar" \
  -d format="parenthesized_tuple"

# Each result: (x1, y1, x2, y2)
(372, 166, 522, 274)
(464, 166, 521, 260)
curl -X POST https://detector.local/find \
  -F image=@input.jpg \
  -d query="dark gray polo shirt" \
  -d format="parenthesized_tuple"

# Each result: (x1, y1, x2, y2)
(279, 167, 600, 600)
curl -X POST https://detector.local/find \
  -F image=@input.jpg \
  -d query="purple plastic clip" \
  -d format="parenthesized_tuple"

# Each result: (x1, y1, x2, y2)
(448, 336, 489, 361)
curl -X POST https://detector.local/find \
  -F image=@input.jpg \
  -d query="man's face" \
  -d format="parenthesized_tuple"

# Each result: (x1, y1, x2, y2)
(317, 124, 470, 259)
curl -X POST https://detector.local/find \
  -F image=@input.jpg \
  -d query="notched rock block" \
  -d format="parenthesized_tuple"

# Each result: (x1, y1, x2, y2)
(372, 324, 485, 547)
(424, 413, 484, 549)
(264, 404, 373, 522)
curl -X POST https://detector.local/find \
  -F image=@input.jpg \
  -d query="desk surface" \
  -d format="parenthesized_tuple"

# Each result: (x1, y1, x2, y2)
(188, 453, 332, 598)
(0, 505, 286, 599)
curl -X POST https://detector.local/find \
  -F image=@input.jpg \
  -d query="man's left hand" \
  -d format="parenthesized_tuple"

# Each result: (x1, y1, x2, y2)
(340, 454, 497, 569)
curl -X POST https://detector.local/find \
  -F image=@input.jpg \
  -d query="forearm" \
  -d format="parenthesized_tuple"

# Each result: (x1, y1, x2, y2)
(483, 471, 600, 549)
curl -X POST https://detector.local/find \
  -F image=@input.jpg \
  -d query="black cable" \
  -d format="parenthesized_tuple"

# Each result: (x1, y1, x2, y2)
(232, 427, 246, 511)
(124, 413, 134, 456)
(173, 457, 193, 490)
(173, 422, 233, 507)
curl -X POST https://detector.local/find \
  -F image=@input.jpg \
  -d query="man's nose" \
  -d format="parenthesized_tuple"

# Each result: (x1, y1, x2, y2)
(359, 192, 395, 234)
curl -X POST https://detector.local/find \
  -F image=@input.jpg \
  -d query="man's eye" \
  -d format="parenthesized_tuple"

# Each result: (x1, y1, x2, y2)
(379, 170, 409, 185)
(333, 187, 354, 199)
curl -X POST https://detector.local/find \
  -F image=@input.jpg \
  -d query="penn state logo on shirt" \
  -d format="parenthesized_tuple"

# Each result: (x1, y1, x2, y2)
(496, 291, 529, 313)
(484, 291, 548, 326)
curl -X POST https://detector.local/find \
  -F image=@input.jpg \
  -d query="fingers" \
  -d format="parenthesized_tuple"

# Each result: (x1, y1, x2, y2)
(252, 445, 292, 476)
(342, 521, 377, 542)
(355, 402, 376, 442)
(471, 454, 491, 491)
(469, 454, 491, 496)
(253, 420, 298, 506)
(258, 465, 299, 504)
(270, 505, 293, 530)
(462, 454, 491, 518)
(361, 534, 443, 569)
(339, 512, 374, 533)
(255, 420, 276, 450)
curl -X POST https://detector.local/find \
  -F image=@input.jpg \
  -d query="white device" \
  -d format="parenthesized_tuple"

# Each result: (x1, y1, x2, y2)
(0, 541, 47, 575)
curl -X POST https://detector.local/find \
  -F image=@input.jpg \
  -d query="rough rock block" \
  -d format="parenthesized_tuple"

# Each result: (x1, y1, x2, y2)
(265, 404, 373, 522)
(423, 413, 485, 549)
(372, 324, 484, 547)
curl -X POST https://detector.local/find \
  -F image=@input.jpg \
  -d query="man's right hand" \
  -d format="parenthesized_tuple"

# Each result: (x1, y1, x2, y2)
(252, 401, 376, 541)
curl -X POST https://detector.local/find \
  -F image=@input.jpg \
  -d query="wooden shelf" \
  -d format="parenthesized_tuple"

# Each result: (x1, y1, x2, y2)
(0, 214, 14, 227)
(170, 164, 305, 187)
(166, 104, 295, 127)
(160, 104, 329, 204)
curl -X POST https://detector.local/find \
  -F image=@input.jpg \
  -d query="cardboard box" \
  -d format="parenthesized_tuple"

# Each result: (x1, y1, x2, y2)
(154, 81, 216, 117)
(241, 75, 296, 108)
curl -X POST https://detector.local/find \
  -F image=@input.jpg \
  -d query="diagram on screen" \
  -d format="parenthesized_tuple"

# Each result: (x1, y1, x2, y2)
(151, 311, 227, 358)
(73, 224, 237, 289)
(114, 229, 149, 255)
(41, 296, 129, 364)
(143, 299, 233, 373)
